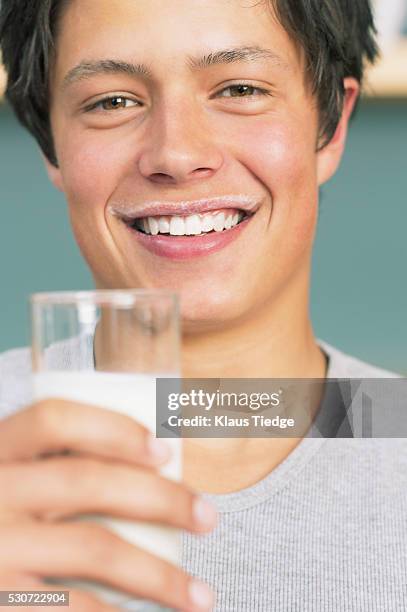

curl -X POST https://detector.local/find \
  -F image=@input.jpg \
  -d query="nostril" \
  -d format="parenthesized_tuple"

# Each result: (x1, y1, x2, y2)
(149, 172, 175, 184)
(193, 168, 213, 177)
(148, 168, 212, 184)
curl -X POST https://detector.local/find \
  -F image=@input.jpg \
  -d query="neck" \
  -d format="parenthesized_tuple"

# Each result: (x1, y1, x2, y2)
(180, 267, 328, 493)
(181, 270, 325, 380)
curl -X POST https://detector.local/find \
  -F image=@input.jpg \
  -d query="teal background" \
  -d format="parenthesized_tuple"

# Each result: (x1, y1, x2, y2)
(1, 99, 406, 373)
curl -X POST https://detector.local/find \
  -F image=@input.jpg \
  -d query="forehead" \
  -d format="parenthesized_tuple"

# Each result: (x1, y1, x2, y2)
(53, 0, 303, 81)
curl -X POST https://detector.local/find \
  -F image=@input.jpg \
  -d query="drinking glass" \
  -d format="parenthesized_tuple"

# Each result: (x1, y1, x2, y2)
(31, 290, 181, 611)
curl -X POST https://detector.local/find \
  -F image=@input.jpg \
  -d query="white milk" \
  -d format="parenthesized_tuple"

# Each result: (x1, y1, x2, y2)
(33, 371, 181, 610)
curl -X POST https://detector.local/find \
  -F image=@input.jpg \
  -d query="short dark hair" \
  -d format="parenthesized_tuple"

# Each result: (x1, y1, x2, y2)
(0, 0, 379, 166)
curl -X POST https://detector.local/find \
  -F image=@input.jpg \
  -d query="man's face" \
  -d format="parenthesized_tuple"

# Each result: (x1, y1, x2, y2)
(48, 0, 325, 329)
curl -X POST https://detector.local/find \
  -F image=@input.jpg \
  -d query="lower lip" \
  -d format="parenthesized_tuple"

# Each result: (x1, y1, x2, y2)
(125, 215, 253, 260)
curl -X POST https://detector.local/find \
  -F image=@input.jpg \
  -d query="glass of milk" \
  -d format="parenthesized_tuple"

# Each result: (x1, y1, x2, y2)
(31, 290, 181, 611)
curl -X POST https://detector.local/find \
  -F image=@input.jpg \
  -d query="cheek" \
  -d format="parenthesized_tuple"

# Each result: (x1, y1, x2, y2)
(232, 118, 319, 251)
(57, 137, 119, 210)
(55, 128, 126, 240)
(52, 144, 114, 275)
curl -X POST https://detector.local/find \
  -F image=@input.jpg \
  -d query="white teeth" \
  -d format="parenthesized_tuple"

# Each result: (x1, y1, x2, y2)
(158, 216, 170, 233)
(148, 217, 159, 235)
(138, 210, 245, 235)
(213, 212, 225, 232)
(169, 216, 185, 235)
(185, 214, 202, 235)
(202, 216, 214, 232)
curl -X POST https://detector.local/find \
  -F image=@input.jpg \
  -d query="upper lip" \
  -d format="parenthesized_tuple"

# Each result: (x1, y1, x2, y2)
(108, 195, 262, 220)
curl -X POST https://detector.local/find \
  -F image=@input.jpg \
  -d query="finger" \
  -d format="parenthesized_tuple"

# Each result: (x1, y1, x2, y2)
(0, 572, 118, 611)
(0, 399, 170, 467)
(0, 456, 217, 532)
(40, 581, 120, 612)
(0, 523, 215, 612)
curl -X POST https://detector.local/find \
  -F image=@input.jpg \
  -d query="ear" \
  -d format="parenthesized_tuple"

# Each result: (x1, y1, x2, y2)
(316, 77, 360, 186)
(42, 154, 65, 192)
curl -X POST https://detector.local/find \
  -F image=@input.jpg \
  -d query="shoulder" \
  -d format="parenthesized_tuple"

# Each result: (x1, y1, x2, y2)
(0, 346, 32, 418)
(320, 437, 407, 496)
(318, 340, 401, 378)
(317, 340, 407, 441)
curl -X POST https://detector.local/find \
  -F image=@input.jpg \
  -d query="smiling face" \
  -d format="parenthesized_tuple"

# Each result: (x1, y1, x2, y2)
(46, 0, 356, 331)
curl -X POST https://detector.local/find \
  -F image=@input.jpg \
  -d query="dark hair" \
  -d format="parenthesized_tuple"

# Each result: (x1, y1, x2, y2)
(0, 0, 379, 166)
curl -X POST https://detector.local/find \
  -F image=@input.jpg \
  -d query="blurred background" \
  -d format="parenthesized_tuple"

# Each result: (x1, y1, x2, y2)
(0, 0, 406, 373)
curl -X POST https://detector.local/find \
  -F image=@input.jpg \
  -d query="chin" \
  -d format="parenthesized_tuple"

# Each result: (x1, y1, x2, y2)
(94, 269, 253, 332)
(177, 285, 251, 334)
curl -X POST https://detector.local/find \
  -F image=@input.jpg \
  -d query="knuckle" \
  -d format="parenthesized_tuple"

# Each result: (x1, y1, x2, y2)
(31, 399, 62, 437)
(0, 496, 17, 522)
(105, 423, 147, 457)
(54, 456, 101, 490)
(135, 474, 195, 527)
(119, 416, 150, 444)
(150, 561, 186, 602)
(68, 589, 110, 612)
(137, 475, 170, 513)
(75, 522, 120, 567)
(156, 567, 176, 595)
(0, 572, 18, 588)
(156, 477, 193, 517)
(0, 465, 10, 496)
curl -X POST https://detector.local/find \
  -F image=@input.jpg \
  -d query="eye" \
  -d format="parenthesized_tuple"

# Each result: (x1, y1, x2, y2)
(216, 84, 271, 98)
(85, 95, 140, 112)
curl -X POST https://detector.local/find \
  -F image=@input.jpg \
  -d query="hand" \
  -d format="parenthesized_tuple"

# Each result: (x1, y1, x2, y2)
(0, 399, 217, 611)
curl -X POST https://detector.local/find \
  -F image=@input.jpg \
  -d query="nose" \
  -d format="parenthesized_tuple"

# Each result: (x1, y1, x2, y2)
(137, 99, 224, 186)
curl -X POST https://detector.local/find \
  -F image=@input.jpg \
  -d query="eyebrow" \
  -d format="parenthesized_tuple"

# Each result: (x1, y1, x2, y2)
(62, 45, 290, 89)
(62, 59, 154, 89)
(187, 45, 289, 71)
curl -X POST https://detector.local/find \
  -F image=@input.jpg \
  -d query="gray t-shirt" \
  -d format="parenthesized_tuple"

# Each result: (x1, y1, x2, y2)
(0, 341, 406, 611)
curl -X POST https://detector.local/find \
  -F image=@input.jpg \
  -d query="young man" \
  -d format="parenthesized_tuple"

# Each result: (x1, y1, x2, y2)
(0, 0, 405, 610)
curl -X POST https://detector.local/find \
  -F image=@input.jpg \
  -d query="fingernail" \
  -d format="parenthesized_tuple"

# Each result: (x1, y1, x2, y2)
(193, 497, 218, 528)
(146, 435, 170, 463)
(188, 579, 214, 611)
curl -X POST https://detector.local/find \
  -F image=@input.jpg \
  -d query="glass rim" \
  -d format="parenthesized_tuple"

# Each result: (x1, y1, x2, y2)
(30, 289, 179, 306)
